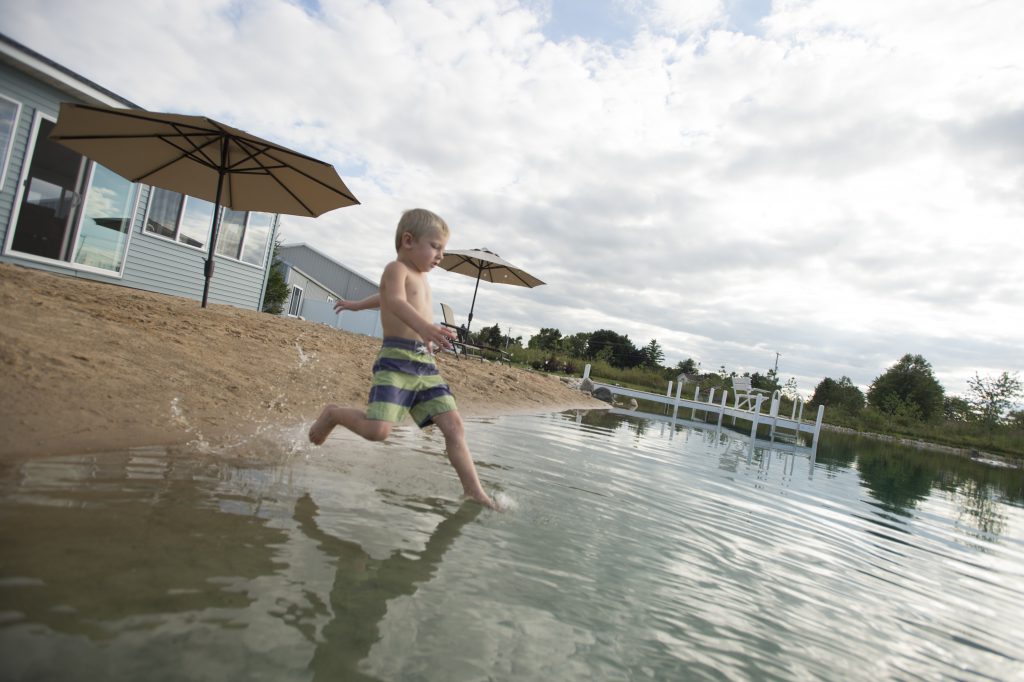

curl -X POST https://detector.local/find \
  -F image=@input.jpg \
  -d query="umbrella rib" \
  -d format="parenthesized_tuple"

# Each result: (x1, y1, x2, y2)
(133, 130, 225, 181)
(227, 138, 318, 214)
(221, 134, 359, 209)
(261, 148, 360, 203)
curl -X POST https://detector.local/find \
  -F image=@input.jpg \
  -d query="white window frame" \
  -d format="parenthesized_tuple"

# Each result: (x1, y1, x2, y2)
(0, 93, 22, 193)
(287, 285, 304, 317)
(218, 209, 273, 268)
(2, 110, 139, 278)
(142, 187, 271, 269)
(141, 187, 210, 252)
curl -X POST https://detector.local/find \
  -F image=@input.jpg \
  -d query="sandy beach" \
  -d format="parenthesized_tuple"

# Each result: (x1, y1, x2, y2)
(0, 263, 605, 460)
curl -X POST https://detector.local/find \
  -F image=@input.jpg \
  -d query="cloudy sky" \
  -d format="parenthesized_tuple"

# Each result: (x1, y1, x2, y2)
(6, 0, 1023, 397)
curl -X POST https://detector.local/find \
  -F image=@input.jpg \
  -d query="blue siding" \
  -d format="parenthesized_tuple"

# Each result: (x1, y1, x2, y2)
(0, 62, 50, 251)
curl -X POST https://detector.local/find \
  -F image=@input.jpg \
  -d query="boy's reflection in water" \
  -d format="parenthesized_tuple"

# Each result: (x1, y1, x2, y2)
(293, 493, 482, 681)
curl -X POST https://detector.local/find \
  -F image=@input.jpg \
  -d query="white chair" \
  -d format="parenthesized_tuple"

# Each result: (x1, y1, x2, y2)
(731, 376, 768, 412)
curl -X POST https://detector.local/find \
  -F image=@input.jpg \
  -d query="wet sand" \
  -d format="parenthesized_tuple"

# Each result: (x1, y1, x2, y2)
(0, 263, 604, 459)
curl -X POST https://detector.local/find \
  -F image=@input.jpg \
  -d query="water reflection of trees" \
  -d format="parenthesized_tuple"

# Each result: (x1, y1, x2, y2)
(564, 409, 648, 436)
(822, 433, 1023, 539)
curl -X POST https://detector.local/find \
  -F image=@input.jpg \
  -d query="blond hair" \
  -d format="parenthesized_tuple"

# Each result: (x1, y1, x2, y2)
(395, 208, 450, 252)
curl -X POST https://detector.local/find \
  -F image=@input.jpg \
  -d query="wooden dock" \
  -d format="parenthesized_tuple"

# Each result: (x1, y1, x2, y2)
(582, 365, 826, 454)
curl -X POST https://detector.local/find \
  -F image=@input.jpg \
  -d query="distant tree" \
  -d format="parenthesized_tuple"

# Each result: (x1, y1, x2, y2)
(943, 396, 975, 423)
(782, 377, 800, 401)
(261, 241, 289, 314)
(642, 339, 665, 369)
(676, 358, 697, 375)
(562, 332, 591, 358)
(474, 323, 504, 349)
(809, 376, 865, 414)
(967, 371, 1023, 427)
(750, 370, 780, 393)
(867, 354, 945, 421)
(587, 329, 644, 368)
(528, 327, 562, 351)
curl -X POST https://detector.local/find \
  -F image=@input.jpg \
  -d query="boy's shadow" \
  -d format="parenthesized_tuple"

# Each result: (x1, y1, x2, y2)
(293, 492, 482, 681)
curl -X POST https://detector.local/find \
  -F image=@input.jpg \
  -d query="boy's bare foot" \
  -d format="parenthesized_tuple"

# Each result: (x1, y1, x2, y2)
(308, 405, 340, 445)
(468, 490, 500, 511)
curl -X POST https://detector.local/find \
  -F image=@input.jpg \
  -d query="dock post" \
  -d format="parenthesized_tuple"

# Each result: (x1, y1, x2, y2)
(717, 390, 727, 428)
(707, 388, 716, 423)
(664, 381, 673, 415)
(750, 394, 764, 441)
(672, 380, 683, 421)
(769, 390, 780, 442)
(691, 387, 699, 420)
(583, 364, 591, 380)
(811, 404, 825, 454)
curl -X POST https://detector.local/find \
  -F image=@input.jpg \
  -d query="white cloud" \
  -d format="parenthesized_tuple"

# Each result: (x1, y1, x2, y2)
(4, 0, 1023, 397)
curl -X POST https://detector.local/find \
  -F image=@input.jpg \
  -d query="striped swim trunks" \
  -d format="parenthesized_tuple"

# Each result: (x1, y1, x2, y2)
(366, 337, 458, 428)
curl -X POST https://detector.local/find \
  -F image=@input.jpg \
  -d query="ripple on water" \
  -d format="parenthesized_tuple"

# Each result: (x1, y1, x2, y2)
(0, 410, 1021, 681)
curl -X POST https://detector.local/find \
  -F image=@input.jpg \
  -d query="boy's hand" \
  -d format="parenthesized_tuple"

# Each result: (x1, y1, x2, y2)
(422, 323, 456, 351)
(333, 299, 357, 313)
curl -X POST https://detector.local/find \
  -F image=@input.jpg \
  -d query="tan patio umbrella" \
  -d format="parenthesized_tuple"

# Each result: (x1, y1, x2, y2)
(50, 102, 359, 306)
(438, 248, 545, 332)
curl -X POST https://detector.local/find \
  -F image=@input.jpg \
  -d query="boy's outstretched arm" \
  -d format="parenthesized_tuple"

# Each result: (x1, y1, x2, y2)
(334, 293, 380, 313)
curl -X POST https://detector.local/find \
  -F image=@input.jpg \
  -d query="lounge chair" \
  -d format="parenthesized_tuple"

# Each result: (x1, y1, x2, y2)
(439, 303, 512, 364)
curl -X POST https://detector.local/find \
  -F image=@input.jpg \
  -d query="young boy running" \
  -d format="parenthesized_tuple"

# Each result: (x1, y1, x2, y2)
(308, 209, 496, 509)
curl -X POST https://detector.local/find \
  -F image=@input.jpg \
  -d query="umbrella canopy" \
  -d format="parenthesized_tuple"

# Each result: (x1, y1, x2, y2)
(50, 102, 359, 306)
(438, 248, 545, 331)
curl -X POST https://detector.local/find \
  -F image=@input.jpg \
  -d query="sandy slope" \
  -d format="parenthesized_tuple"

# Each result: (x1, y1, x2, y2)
(0, 263, 604, 458)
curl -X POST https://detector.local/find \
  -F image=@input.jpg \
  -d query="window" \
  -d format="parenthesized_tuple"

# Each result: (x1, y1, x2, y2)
(144, 188, 183, 239)
(241, 212, 273, 266)
(0, 95, 21, 191)
(145, 187, 273, 266)
(216, 209, 246, 258)
(71, 164, 137, 272)
(6, 112, 137, 275)
(178, 195, 214, 248)
(144, 187, 213, 249)
(287, 285, 303, 316)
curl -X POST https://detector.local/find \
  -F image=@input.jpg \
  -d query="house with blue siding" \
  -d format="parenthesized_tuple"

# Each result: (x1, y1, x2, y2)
(0, 33, 279, 309)
(277, 242, 382, 338)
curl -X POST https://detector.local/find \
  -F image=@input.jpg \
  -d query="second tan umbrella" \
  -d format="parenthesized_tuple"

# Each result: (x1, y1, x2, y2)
(438, 248, 545, 332)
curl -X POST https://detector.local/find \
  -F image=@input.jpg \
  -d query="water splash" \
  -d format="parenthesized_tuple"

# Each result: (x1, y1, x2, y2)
(170, 397, 210, 451)
(493, 491, 518, 512)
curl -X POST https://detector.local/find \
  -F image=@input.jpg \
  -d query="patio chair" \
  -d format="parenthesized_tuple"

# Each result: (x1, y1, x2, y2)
(439, 303, 511, 365)
(731, 376, 769, 412)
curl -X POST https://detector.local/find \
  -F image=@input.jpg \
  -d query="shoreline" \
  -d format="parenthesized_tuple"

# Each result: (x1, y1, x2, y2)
(821, 423, 1021, 468)
(0, 263, 606, 461)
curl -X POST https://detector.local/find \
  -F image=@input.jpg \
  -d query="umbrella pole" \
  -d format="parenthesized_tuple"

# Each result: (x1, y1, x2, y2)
(467, 270, 482, 333)
(201, 149, 228, 308)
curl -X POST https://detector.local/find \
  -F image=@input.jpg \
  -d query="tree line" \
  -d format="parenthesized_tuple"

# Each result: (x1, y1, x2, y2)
(807, 353, 1023, 431)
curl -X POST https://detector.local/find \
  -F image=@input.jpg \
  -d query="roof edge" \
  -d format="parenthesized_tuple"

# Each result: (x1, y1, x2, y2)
(0, 32, 140, 109)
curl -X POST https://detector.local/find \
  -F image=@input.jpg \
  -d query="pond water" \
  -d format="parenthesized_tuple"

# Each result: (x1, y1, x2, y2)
(1, 410, 1022, 681)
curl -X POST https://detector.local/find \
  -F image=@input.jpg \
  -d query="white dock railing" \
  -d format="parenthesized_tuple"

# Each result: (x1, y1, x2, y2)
(583, 364, 825, 453)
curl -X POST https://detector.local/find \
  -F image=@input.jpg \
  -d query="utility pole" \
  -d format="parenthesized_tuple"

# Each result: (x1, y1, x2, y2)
(773, 352, 781, 377)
